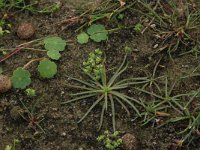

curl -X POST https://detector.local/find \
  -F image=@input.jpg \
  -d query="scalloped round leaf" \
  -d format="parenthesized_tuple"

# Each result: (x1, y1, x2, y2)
(77, 32, 89, 44)
(47, 50, 61, 60)
(87, 24, 108, 42)
(37, 59, 57, 78)
(11, 67, 31, 89)
(44, 37, 67, 51)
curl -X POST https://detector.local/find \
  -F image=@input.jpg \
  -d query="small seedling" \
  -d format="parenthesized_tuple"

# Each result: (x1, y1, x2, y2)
(134, 23, 143, 33)
(77, 24, 108, 44)
(19, 99, 45, 133)
(97, 130, 122, 150)
(124, 46, 132, 54)
(4, 139, 20, 150)
(82, 48, 104, 80)
(63, 54, 147, 131)
(87, 24, 108, 42)
(25, 88, 36, 97)
(0, 19, 11, 36)
(77, 32, 89, 44)
(117, 13, 124, 20)
(6, 36, 66, 89)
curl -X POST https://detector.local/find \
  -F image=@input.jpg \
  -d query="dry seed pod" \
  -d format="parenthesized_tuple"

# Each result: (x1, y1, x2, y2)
(122, 133, 138, 150)
(0, 75, 12, 93)
(17, 23, 35, 39)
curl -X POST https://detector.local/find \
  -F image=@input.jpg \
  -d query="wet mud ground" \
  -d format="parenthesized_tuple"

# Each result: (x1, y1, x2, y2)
(0, 0, 200, 150)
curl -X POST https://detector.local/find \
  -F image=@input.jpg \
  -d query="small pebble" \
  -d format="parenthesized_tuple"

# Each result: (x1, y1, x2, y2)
(150, 24, 156, 28)
(153, 44, 159, 49)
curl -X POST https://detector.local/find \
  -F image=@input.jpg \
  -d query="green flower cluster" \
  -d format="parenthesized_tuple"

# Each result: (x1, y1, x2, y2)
(97, 131, 122, 150)
(25, 88, 36, 97)
(83, 49, 103, 80)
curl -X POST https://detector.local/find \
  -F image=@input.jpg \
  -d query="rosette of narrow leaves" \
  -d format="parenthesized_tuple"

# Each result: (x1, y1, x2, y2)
(11, 67, 31, 89)
(63, 54, 148, 131)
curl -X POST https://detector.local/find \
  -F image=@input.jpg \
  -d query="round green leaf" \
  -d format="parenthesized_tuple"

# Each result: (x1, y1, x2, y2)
(44, 37, 67, 51)
(37, 59, 57, 78)
(47, 50, 61, 60)
(77, 32, 89, 44)
(11, 67, 31, 89)
(87, 24, 108, 42)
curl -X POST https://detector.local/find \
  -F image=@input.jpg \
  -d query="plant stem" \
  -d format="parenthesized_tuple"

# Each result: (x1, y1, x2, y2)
(0, 46, 26, 63)
(23, 57, 46, 69)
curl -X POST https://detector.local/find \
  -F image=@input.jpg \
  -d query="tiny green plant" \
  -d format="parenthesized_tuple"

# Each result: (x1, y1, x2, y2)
(140, 57, 165, 93)
(124, 46, 132, 54)
(8, 36, 66, 89)
(87, 24, 108, 42)
(82, 48, 104, 80)
(4, 139, 20, 150)
(134, 23, 143, 33)
(25, 88, 36, 97)
(77, 24, 108, 44)
(97, 130, 122, 150)
(19, 99, 45, 133)
(139, 97, 170, 126)
(117, 13, 124, 20)
(63, 53, 147, 131)
(0, 19, 11, 36)
(77, 32, 89, 44)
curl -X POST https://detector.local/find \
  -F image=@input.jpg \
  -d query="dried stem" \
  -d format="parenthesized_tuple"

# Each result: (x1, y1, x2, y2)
(23, 57, 46, 69)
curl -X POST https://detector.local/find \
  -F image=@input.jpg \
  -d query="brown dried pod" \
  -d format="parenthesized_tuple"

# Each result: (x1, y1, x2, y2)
(17, 23, 35, 39)
(122, 133, 138, 150)
(0, 75, 12, 93)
